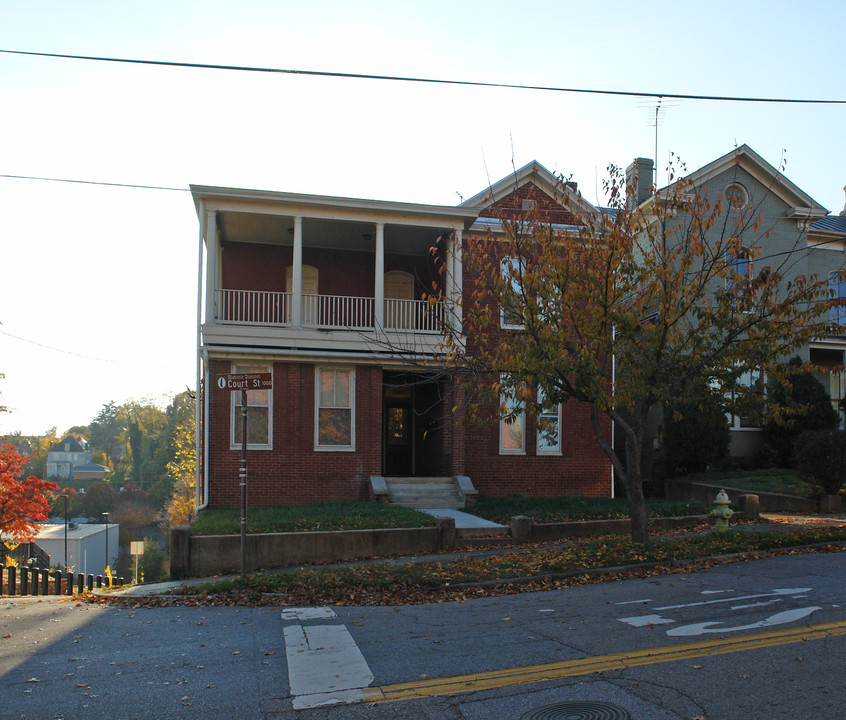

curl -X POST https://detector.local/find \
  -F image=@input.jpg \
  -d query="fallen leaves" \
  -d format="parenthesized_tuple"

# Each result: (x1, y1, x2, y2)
(85, 527, 846, 609)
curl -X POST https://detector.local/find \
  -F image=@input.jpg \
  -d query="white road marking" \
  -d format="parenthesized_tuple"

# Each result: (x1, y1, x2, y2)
(282, 610, 375, 710)
(281, 607, 337, 621)
(615, 598, 653, 605)
(619, 614, 675, 627)
(656, 588, 811, 611)
(730, 599, 783, 611)
(666, 606, 822, 636)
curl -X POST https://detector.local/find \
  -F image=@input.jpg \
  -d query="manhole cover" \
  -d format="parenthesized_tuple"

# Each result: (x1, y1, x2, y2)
(521, 700, 632, 720)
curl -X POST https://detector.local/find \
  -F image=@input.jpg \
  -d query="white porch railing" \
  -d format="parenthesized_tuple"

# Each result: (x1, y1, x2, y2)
(215, 289, 446, 333)
(217, 289, 290, 325)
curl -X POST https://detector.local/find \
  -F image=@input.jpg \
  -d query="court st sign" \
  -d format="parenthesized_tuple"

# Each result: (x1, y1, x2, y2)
(216, 373, 273, 391)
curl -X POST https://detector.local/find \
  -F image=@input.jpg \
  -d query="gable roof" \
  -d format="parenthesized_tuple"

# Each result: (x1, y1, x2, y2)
(49, 436, 88, 454)
(460, 160, 599, 217)
(663, 144, 829, 220)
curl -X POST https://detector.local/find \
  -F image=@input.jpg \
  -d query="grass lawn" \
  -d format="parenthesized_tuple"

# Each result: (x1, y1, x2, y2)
(681, 468, 813, 497)
(466, 496, 711, 524)
(191, 496, 712, 534)
(191, 502, 436, 535)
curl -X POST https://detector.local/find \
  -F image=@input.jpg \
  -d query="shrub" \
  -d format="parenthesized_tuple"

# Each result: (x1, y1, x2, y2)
(765, 359, 839, 466)
(792, 429, 846, 495)
(660, 387, 730, 475)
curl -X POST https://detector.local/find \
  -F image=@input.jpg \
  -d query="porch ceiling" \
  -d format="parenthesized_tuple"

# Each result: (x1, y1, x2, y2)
(218, 211, 445, 255)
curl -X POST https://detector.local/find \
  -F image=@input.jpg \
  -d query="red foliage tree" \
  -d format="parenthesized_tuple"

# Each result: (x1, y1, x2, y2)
(0, 443, 59, 544)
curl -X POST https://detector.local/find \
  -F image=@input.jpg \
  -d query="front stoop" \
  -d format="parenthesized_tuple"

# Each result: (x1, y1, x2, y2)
(370, 475, 478, 510)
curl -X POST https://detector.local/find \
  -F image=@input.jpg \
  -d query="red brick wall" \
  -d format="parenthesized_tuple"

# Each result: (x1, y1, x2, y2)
(441, 374, 611, 498)
(207, 360, 382, 508)
(478, 181, 577, 225)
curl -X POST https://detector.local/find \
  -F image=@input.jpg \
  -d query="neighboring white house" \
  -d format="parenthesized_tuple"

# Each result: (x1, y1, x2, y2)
(46, 437, 91, 479)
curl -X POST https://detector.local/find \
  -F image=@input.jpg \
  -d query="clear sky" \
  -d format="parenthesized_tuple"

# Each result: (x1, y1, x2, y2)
(1, 0, 844, 436)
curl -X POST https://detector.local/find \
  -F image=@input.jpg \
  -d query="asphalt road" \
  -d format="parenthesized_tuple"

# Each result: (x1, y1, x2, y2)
(1, 550, 843, 720)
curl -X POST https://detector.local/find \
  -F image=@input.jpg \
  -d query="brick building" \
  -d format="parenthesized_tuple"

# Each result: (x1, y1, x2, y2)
(192, 161, 612, 509)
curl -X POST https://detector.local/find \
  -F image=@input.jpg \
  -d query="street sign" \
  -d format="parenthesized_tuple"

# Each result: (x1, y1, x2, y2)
(130, 541, 144, 555)
(217, 373, 273, 391)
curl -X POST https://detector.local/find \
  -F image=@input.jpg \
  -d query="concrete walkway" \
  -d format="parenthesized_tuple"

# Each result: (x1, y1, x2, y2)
(419, 508, 506, 531)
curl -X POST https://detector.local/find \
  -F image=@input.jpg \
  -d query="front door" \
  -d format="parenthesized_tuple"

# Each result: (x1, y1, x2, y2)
(384, 387, 414, 476)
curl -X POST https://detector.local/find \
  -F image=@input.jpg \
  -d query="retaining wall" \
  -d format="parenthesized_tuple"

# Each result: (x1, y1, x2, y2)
(665, 479, 817, 513)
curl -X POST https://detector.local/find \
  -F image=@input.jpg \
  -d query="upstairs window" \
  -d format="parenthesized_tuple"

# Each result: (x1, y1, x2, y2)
(830, 272, 846, 327)
(500, 257, 525, 329)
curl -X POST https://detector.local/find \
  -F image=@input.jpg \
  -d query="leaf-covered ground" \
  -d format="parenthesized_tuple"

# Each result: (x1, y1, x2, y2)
(91, 524, 846, 608)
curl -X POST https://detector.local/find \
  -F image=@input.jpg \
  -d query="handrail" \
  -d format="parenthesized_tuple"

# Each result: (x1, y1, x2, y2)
(215, 289, 445, 333)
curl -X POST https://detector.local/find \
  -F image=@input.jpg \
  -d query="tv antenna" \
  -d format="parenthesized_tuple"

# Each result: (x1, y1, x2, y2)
(636, 96, 681, 188)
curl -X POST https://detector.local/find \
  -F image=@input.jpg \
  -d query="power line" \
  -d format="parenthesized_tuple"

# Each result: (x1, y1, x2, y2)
(0, 174, 186, 192)
(3, 48, 845, 105)
(0, 329, 187, 369)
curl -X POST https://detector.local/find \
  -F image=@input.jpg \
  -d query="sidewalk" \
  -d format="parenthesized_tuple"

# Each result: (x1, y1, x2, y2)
(115, 512, 845, 598)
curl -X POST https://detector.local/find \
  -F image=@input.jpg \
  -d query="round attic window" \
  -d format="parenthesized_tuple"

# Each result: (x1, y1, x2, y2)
(726, 182, 748, 209)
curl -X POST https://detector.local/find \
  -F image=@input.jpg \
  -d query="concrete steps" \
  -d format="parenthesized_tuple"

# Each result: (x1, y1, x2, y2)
(384, 476, 464, 509)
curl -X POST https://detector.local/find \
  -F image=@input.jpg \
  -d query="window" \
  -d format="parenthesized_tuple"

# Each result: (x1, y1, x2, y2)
(499, 384, 525, 454)
(725, 183, 748, 209)
(231, 363, 272, 449)
(315, 367, 355, 450)
(830, 272, 846, 327)
(723, 367, 763, 430)
(384, 270, 414, 329)
(536, 388, 561, 454)
(500, 257, 525, 329)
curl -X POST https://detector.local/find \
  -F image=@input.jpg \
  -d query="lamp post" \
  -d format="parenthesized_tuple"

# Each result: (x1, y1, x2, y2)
(102, 512, 110, 573)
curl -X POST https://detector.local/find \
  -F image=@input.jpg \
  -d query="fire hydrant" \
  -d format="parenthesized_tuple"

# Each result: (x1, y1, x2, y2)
(711, 489, 734, 532)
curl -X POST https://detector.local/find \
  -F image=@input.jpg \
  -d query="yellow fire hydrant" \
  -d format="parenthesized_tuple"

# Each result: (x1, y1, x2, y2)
(711, 489, 734, 532)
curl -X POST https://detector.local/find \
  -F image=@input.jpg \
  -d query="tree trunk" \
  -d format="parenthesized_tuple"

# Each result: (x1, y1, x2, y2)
(623, 426, 649, 543)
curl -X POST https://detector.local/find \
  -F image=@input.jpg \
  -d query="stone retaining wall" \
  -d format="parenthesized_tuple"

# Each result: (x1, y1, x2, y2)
(665, 479, 817, 513)
(170, 523, 451, 579)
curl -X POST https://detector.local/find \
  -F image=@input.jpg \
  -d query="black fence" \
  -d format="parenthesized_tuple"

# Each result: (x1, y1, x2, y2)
(0, 566, 125, 596)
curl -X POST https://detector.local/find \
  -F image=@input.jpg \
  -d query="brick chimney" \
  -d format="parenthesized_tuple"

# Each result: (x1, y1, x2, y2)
(626, 157, 654, 210)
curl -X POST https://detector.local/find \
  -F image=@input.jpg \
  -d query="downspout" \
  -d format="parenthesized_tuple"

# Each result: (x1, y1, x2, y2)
(195, 199, 208, 512)
(199, 348, 210, 511)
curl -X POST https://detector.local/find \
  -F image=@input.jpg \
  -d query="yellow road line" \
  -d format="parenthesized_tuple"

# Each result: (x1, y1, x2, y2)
(364, 619, 846, 704)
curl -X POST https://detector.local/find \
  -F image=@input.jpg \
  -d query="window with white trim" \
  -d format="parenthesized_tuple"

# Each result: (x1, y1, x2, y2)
(315, 367, 355, 450)
(231, 363, 272, 449)
(499, 384, 525, 454)
(500, 256, 525, 329)
(829, 271, 846, 327)
(536, 388, 561, 454)
(722, 367, 764, 430)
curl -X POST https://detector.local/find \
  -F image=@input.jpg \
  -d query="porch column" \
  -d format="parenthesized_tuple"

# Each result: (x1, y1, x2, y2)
(451, 228, 463, 331)
(291, 216, 303, 327)
(374, 222, 385, 329)
(204, 210, 218, 321)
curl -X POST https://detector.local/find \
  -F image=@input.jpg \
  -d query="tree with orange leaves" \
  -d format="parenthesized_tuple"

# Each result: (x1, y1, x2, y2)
(438, 160, 843, 543)
(0, 443, 59, 553)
